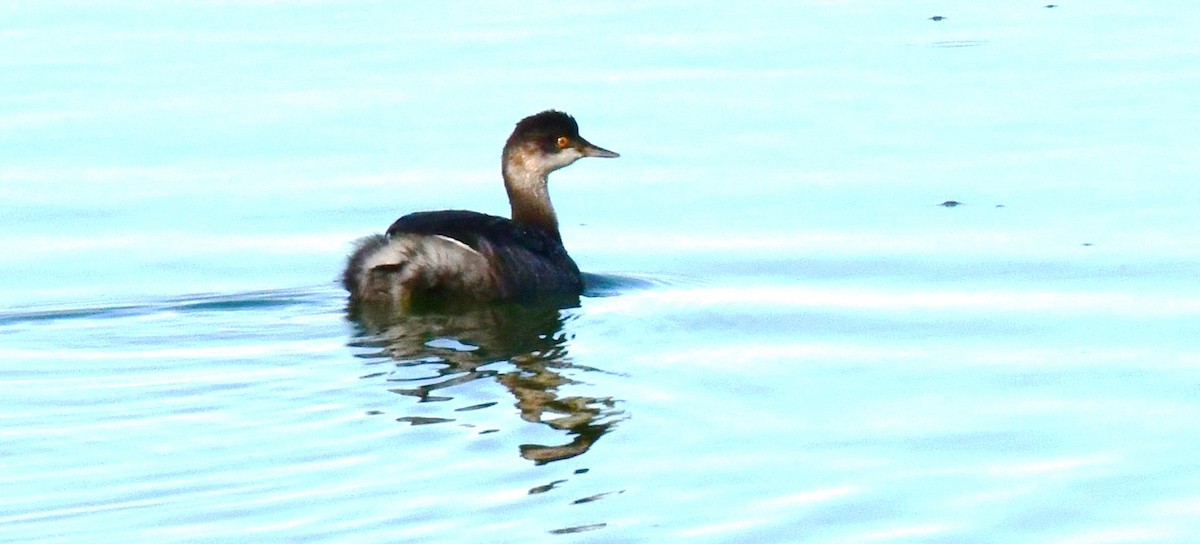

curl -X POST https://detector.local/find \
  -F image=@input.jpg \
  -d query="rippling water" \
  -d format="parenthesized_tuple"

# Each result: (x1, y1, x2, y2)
(4, 2, 1200, 542)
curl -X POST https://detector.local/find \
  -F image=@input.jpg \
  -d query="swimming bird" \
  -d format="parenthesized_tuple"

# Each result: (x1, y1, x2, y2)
(342, 110, 618, 309)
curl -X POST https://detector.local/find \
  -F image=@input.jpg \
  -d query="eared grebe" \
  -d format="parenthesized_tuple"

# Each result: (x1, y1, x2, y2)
(342, 110, 618, 308)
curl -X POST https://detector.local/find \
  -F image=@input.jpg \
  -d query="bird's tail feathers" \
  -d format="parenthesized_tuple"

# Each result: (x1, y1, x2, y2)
(343, 233, 498, 307)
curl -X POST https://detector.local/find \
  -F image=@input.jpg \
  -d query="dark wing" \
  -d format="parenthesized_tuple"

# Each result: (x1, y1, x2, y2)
(387, 210, 517, 245)
(385, 210, 583, 300)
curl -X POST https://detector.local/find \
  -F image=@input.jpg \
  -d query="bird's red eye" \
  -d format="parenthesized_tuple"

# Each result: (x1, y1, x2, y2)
(556, 136, 570, 149)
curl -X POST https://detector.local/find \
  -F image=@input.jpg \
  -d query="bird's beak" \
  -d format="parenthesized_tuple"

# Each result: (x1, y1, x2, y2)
(578, 138, 620, 158)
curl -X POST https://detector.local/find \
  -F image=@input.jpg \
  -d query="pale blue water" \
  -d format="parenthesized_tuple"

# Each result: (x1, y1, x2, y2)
(3, 2, 1200, 542)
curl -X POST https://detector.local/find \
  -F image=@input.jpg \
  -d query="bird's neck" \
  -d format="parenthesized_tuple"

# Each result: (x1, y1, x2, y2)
(503, 151, 561, 240)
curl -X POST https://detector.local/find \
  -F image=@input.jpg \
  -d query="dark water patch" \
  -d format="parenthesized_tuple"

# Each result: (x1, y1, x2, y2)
(169, 287, 338, 314)
(0, 304, 144, 325)
(0, 285, 334, 326)
(396, 416, 454, 426)
(384, 362, 464, 383)
(581, 272, 662, 298)
(175, 297, 303, 312)
(548, 523, 606, 535)
(529, 479, 568, 495)
(390, 368, 502, 401)
(571, 490, 623, 505)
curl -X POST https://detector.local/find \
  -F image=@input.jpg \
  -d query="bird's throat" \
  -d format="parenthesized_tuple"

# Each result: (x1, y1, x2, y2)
(503, 157, 560, 239)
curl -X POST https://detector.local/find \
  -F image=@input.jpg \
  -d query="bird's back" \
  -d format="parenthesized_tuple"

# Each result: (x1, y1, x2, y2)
(344, 210, 583, 308)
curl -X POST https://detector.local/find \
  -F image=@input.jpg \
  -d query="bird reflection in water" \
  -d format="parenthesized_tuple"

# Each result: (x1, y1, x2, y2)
(347, 300, 623, 464)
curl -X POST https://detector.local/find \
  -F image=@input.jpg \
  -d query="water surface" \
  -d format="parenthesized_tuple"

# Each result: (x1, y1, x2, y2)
(3, 2, 1200, 542)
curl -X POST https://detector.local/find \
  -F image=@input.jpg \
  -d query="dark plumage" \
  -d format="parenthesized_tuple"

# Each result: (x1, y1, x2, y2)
(342, 111, 618, 309)
(384, 210, 582, 300)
